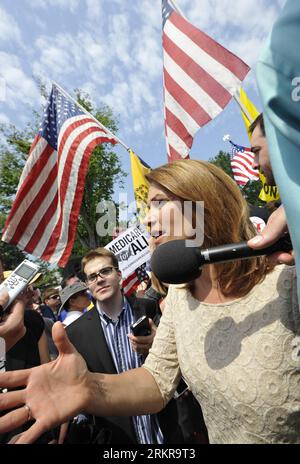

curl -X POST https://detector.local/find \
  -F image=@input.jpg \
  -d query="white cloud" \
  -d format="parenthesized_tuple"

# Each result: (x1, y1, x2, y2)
(132, 119, 143, 133)
(86, 0, 102, 20)
(32, 15, 47, 30)
(0, 6, 22, 44)
(26, 0, 80, 13)
(108, 14, 131, 67)
(101, 81, 130, 117)
(134, 0, 162, 31)
(34, 36, 75, 76)
(147, 109, 164, 131)
(133, 26, 162, 80)
(0, 52, 41, 110)
(32, 30, 111, 87)
(0, 113, 10, 124)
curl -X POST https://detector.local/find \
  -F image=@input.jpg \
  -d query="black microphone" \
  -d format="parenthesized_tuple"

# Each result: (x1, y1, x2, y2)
(150, 236, 292, 284)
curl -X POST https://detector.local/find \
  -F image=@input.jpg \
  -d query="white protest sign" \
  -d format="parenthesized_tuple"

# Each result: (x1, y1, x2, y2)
(105, 224, 150, 278)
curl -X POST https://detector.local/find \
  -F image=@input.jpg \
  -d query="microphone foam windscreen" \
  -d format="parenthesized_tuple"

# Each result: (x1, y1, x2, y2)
(150, 239, 202, 284)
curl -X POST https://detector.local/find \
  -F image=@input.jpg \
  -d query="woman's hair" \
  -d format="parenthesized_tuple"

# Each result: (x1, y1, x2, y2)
(146, 159, 272, 298)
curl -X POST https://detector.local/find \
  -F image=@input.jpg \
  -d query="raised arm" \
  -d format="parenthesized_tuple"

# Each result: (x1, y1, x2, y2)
(0, 291, 26, 351)
(0, 322, 164, 444)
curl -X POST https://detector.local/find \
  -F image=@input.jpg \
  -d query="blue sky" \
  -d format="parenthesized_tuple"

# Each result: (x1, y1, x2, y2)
(0, 0, 286, 203)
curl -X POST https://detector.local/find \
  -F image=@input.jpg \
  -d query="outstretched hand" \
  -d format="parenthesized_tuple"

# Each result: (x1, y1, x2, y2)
(0, 322, 91, 444)
(248, 205, 294, 266)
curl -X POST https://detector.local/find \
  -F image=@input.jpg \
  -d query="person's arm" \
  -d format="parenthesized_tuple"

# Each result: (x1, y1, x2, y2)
(86, 365, 163, 417)
(0, 322, 164, 444)
(38, 331, 51, 364)
(248, 204, 294, 266)
(0, 291, 26, 352)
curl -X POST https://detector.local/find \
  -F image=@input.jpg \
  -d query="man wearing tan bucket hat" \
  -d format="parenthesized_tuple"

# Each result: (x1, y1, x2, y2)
(58, 282, 90, 327)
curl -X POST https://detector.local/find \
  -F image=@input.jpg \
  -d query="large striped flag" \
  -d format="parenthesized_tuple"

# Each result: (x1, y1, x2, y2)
(162, 0, 250, 162)
(230, 141, 259, 186)
(1, 84, 118, 267)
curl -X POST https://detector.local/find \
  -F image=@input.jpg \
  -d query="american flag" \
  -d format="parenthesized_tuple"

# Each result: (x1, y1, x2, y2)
(1, 85, 117, 267)
(230, 142, 259, 186)
(122, 263, 149, 297)
(162, 0, 250, 162)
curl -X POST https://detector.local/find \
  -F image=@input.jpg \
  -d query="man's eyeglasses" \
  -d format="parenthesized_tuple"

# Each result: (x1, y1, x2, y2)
(48, 294, 60, 300)
(86, 266, 117, 284)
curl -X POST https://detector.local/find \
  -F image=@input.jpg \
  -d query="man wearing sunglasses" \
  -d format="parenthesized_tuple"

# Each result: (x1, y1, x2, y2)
(65, 247, 182, 445)
(40, 288, 61, 322)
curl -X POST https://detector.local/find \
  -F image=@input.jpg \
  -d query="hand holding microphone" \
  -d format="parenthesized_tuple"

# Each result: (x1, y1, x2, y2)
(248, 205, 294, 266)
(150, 235, 293, 284)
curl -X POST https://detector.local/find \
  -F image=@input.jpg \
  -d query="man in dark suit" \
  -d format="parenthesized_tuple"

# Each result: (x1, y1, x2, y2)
(66, 247, 182, 444)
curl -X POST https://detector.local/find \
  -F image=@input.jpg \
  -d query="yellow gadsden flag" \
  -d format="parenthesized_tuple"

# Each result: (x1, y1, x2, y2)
(240, 87, 259, 138)
(129, 149, 151, 220)
(239, 88, 279, 202)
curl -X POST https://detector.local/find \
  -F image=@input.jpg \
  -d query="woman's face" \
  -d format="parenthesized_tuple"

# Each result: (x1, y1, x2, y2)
(143, 183, 195, 247)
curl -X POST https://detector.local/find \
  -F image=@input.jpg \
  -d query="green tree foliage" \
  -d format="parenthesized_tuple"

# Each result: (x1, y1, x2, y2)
(209, 150, 264, 206)
(35, 260, 61, 288)
(0, 242, 26, 272)
(0, 89, 126, 273)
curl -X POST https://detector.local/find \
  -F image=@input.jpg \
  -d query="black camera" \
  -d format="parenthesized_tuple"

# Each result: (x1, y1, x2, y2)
(130, 315, 151, 336)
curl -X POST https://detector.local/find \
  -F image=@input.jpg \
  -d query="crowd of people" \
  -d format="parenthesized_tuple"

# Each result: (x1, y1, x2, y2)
(0, 0, 300, 445)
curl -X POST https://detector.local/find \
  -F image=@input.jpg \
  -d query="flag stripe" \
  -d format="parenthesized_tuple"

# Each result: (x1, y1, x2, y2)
(164, 26, 232, 108)
(232, 166, 256, 180)
(164, 50, 222, 119)
(170, 12, 250, 80)
(46, 133, 116, 265)
(9, 164, 58, 245)
(162, 1, 250, 162)
(164, 69, 211, 127)
(168, 145, 184, 161)
(2, 141, 56, 239)
(164, 88, 199, 136)
(122, 272, 139, 296)
(235, 151, 256, 164)
(40, 122, 100, 258)
(231, 157, 258, 176)
(17, 136, 48, 187)
(41, 126, 115, 262)
(230, 144, 259, 186)
(166, 125, 190, 158)
(56, 136, 108, 266)
(165, 107, 193, 149)
(23, 192, 59, 254)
